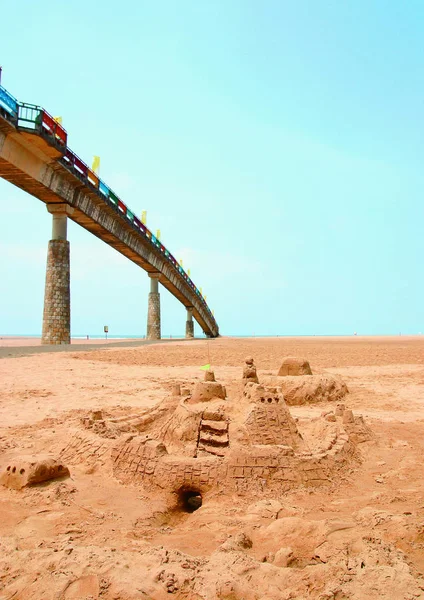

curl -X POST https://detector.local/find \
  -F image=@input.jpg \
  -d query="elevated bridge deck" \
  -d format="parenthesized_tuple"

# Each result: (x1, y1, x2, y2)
(0, 83, 218, 339)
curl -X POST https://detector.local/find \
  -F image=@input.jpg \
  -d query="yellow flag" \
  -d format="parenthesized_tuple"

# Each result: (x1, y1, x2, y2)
(141, 210, 147, 224)
(187, 269, 191, 277)
(179, 259, 183, 267)
(204, 295, 207, 302)
(200, 364, 211, 371)
(200, 287, 202, 295)
(92, 155, 100, 173)
(212, 310, 215, 316)
(53, 116, 62, 125)
(156, 229, 161, 240)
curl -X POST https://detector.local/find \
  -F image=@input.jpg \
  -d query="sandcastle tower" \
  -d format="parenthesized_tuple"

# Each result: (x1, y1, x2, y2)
(243, 382, 304, 449)
(190, 370, 226, 403)
(243, 357, 259, 385)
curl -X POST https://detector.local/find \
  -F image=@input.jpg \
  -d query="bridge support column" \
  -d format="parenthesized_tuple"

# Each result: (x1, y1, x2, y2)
(147, 273, 161, 340)
(185, 307, 194, 339)
(41, 204, 74, 345)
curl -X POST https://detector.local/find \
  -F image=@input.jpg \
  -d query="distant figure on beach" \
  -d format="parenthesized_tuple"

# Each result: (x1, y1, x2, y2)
(86, 335, 89, 340)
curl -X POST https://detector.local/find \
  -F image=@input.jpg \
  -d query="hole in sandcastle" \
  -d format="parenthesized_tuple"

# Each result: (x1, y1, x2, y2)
(177, 488, 203, 513)
(260, 398, 265, 403)
(12, 467, 16, 473)
(267, 398, 273, 403)
(20, 468, 25, 475)
(7, 466, 10, 471)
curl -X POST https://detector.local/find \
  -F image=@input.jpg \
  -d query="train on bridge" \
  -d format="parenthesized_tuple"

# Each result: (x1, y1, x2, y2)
(0, 83, 212, 319)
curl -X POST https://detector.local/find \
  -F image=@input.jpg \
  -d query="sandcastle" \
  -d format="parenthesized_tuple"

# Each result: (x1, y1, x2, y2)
(61, 357, 370, 501)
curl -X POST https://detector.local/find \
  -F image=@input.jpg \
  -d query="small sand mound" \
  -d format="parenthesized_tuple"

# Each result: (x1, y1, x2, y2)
(278, 356, 312, 376)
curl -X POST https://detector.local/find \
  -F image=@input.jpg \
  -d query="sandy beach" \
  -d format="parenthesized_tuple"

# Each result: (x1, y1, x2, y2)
(0, 336, 145, 347)
(1, 335, 424, 599)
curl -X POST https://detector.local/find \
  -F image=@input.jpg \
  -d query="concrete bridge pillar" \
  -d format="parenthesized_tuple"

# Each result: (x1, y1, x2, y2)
(185, 307, 194, 339)
(41, 204, 74, 345)
(147, 273, 161, 340)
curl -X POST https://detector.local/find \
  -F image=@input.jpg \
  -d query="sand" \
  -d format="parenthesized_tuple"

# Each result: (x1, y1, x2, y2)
(0, 337, 123, 347)
(0, 336, 424, 599)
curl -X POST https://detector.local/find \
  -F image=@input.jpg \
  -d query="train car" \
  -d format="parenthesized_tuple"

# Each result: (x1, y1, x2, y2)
(17, 102, 67, 158)
(0, 85, 18, 125)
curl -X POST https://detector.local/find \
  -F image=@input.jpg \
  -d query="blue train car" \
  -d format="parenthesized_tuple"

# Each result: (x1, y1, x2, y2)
(0, 85, 18, 124)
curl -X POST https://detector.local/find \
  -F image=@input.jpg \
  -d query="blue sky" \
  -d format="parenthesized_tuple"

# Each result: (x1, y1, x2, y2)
(0, 0, 423, 336)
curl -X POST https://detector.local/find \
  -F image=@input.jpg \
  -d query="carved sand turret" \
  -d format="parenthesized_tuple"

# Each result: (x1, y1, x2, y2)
(204, 370, 216, 382)
(243, 383, 304, 449)
(243, 357, 259, 385)
(191, 370, 226, 403)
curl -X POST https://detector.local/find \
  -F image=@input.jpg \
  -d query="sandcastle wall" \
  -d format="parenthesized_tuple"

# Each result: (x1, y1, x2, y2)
(110, 428, 356, 496)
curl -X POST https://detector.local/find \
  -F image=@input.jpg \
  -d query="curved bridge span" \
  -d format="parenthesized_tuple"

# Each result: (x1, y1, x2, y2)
(0, 83, 219, 342)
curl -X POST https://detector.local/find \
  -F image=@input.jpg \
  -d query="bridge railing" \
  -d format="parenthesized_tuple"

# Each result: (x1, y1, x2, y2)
(17, 102, 67, 148)
(0, 84, 215, 323)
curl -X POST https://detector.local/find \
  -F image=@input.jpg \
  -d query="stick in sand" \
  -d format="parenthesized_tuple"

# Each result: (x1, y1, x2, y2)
(200, 340, 212, 371)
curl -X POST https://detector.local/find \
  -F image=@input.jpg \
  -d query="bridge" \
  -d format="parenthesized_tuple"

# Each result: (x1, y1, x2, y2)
(0, 82, 219, 343)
